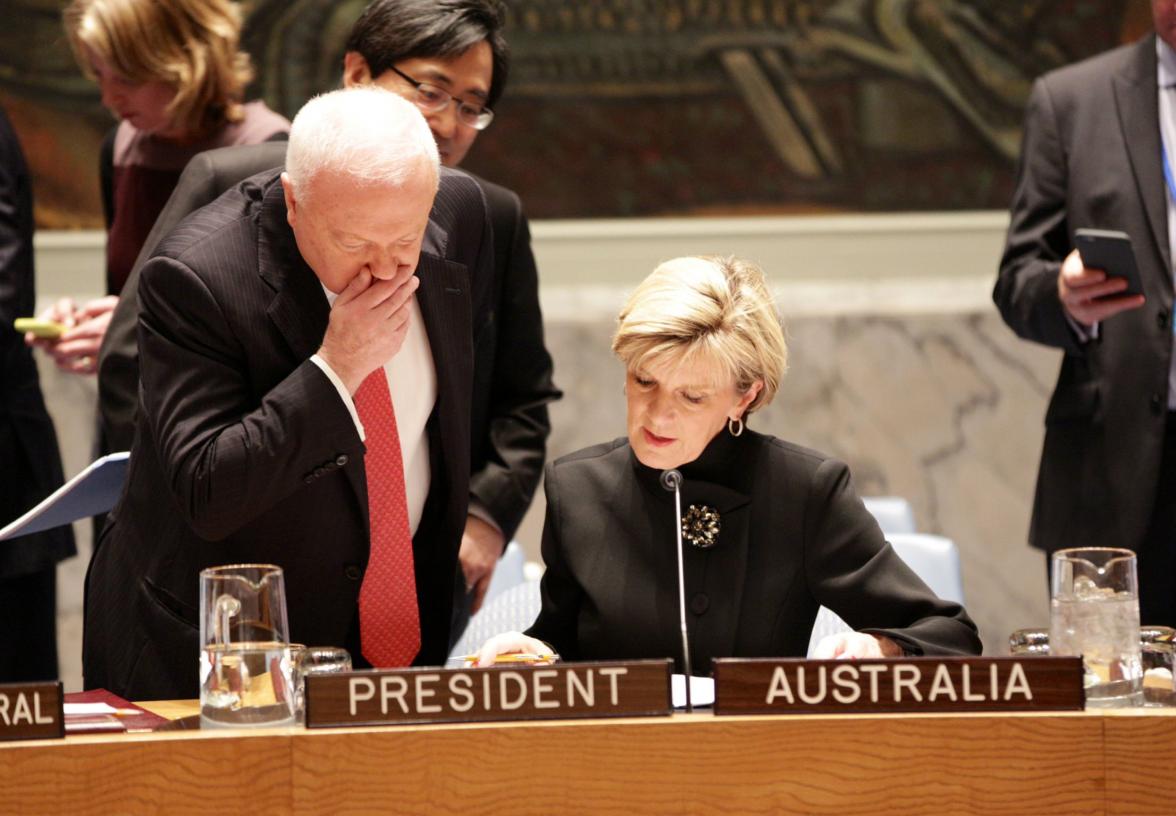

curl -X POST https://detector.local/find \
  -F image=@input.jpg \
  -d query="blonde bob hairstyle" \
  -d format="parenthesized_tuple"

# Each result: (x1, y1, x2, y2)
(612, 256, 788, 417)
(64, 0, 254, 136)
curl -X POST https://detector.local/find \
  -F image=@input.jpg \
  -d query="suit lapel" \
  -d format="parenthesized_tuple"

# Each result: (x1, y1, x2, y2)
(256, 178, 330, 362)
(415, 251, 473, 510)
(1114, 36, 1172, 281)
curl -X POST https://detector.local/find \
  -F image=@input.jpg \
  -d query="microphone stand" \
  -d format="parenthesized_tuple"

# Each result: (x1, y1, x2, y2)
(661, 468, 693, 712)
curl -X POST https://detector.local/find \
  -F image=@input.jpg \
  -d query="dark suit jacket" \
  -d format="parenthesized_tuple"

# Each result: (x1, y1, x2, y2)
(0, 105, 74, 580)
(527, 430, 981, 669)
(467, 176, 559, 541)
(994, 35, 1174, 553)
(83, 167, 492, 700)
(98, 150, 559, 544)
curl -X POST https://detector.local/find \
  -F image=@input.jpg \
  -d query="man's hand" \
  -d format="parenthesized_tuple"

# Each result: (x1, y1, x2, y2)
(812, 632, 903, 660)
(317, 268, 420, 393)
(1058, 249, 1145, 326)
(459, 514, 506, 614)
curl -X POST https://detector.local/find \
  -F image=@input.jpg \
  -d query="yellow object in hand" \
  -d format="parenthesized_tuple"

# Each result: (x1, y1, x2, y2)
(15, 317, 66, 339)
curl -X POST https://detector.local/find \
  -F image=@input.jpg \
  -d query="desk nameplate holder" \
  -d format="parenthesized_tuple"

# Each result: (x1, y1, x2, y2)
(0, 681, 64, 741)
(305, 659, 672, 728)
(714, 657, 1085, 715)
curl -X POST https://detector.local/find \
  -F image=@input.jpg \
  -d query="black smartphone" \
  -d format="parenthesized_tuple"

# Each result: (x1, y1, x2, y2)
(1073, 228, 1144, 298)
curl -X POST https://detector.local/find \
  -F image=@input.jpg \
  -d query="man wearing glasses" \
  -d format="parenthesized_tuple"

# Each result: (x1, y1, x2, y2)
(342, 0, 560, 632)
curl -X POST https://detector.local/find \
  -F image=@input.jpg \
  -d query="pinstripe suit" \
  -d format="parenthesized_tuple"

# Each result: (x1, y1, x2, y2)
(83, 168, 493, 699)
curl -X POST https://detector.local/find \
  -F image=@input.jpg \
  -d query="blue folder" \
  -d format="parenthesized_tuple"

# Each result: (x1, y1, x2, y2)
(0, 452, 130, 541)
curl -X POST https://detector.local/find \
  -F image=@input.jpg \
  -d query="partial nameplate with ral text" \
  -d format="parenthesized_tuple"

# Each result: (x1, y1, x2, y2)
(0, 681, 64, 741)
(305, 659, 672, 728)
(713, 657, 1084, 715)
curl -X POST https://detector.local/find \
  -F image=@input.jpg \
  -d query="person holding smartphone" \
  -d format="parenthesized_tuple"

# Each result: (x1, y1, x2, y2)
(994, 2, 1176, 626)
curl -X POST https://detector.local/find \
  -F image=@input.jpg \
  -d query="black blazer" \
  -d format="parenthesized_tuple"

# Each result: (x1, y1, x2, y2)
(0, 105, 74, 579)
(994, 35, 1174, 553)
(83, 167, 493, 700)
(467, 176, 560, 541)
(98, 149, 559, 544)
(527, 429, 981, 669)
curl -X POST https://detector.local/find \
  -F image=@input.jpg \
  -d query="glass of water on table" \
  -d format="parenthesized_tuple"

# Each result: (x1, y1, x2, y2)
(199, 563, 297, 727)
(1050, 547, 1143, 708)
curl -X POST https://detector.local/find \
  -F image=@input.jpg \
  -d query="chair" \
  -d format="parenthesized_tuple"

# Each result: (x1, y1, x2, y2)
(806, 532, 966, 656)
(887, 532, 965, 604)
(448, 579, 542, 660)
(483, 541, 526, 606)
(862, 496, 917, 535)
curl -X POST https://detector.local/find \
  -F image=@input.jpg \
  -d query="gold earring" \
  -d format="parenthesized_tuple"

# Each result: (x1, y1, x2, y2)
(728, 416, 744, 437)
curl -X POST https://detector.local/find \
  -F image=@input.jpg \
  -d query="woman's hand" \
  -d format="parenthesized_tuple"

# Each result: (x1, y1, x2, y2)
(475, 631, 557, 668)
(812, 632, 903, 660)
(48, 296, 118, 374)
(26, 296, 118, 375)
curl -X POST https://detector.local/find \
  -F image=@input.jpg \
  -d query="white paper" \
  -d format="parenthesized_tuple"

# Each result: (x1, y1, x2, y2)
(0, 452, 129, 541)
(671, 674, 715, 708)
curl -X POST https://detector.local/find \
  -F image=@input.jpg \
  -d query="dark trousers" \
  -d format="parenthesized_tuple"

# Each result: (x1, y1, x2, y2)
(0, 566, 59, 682)
(1044, 413, 1176, 627)
(1137, 414, 1176, 627)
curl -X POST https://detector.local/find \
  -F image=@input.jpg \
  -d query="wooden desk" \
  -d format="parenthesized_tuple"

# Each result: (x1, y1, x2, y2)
(2, 708, 1172, 815)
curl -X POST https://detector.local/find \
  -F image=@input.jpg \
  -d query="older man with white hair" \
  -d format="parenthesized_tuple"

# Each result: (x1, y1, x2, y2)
(83, 87, 493, 700)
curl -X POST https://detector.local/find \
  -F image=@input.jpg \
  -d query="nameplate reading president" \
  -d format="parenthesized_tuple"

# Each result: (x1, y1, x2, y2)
(305, 660, 671, 727)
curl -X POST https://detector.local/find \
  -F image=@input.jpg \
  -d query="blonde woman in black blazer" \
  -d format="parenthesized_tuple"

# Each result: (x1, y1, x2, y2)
(478, 257, 981, 669)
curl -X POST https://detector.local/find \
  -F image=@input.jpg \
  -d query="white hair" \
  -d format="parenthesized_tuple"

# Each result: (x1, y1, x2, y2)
(285, 87, 439, 199)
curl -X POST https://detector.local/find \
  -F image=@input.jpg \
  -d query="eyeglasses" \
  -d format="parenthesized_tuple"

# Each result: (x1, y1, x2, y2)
(387, 65, 495, 131)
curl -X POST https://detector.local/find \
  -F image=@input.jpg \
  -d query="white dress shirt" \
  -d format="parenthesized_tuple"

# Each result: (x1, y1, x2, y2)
(311, 287, 436, 535)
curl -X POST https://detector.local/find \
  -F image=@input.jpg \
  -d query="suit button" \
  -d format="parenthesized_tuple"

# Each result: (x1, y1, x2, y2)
(324, 461, 337, 472)
(690, 593, 709, 616)
(303, 474, 314, 484)
(1159, 310, 1170, 332)
(314, 467, 325, 478)
(344, 566, 362, 581)
(336, 454, 349, 467)
(1152, 392, 1165, 415)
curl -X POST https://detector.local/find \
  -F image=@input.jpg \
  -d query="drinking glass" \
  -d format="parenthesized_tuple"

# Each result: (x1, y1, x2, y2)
(290, 645, 352, 720)
(199, 563, 297, 728)
(1050, 547, 1143, 708)
(1009, 625, 1175, 706)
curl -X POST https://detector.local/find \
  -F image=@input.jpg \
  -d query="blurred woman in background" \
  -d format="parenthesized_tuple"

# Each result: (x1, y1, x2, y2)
(31, 0, 287, 391)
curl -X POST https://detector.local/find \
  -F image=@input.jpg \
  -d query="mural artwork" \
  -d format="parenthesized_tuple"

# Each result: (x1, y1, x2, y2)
(0, 0, 1141, 226)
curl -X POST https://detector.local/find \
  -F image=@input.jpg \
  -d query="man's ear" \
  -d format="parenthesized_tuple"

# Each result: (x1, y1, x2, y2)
(281, 172, 298, 228)
(342, 51, 373, 88)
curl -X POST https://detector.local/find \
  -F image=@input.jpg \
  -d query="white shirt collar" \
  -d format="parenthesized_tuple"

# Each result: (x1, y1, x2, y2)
(1157, 36, 1176, 88)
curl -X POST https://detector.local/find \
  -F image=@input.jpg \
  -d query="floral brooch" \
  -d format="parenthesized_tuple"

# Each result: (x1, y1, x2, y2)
(682, 504, 721, 549)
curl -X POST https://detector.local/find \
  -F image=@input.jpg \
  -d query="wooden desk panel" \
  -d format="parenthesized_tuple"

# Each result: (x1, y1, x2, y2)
(1, 731, 291, 815)
(290, 713, 1105, 816)
(1103, 710, 1176, 816)
(0, 710, 1161, 815)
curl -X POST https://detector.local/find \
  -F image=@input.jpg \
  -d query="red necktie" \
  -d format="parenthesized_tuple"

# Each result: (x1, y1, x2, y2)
(354, 369, 420, 667)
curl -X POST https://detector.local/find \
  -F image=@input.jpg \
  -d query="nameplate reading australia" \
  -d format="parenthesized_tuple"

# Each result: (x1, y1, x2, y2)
(713, 657, 1084, 715)
(304, 660, 672, 728)
(0, 681, 64, 741)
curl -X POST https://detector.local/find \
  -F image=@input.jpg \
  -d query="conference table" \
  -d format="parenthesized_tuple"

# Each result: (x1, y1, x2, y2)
(2, 702, 1172, 814)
